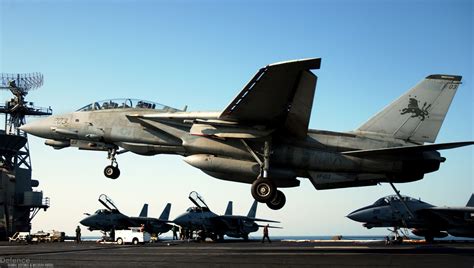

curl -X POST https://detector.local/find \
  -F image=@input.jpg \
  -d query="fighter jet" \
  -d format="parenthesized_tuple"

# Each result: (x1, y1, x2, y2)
(80, 194, 173, 235)
(20, 58, 473, 210)
(173, 191, 279, 241)
(347, 194, 474, 242)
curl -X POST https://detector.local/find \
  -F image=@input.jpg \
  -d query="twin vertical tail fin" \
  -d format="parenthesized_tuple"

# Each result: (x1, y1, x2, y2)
(247, 200, 258, 218)
(159, 203, 172, 221)
(467, 194, 474, 207)
(357, 75, 462, 143)
(225, 201, 233, 216)
(139, 204, 148, 217)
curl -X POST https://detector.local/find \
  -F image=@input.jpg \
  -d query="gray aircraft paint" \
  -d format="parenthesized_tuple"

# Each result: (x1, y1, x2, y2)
(20, 59, 473, 209)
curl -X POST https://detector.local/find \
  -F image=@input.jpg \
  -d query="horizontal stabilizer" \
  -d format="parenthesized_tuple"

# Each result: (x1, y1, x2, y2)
(342, 141, 474, 157)
(247, 217, 280, 223)
(257, 225, 283, 229)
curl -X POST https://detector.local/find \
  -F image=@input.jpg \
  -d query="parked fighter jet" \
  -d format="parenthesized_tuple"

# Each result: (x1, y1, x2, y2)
(80, 194, 173, 235)
(173, 191, 279, 241)
(347, 194, 474, 242)
(21, 58, 473, 210)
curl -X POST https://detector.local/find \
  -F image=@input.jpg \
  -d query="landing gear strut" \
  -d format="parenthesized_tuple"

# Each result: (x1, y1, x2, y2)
(243, 139, 287, 210)
(104, 147, 120, 179)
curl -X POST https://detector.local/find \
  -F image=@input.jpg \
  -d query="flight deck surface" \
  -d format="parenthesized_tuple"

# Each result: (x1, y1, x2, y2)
(1, 240, 473, 267)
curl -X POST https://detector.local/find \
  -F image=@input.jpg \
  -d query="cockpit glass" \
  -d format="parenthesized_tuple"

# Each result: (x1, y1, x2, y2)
(374, 195, 422, 205)
(76, 99, 180, 112)
(94, 209, 110, 215)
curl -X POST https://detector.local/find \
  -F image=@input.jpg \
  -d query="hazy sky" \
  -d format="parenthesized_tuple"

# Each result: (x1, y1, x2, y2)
(1, 0, 472, 237)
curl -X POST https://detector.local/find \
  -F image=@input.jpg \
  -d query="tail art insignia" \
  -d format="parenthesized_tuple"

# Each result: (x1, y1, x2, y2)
(400, 96, 431, 121)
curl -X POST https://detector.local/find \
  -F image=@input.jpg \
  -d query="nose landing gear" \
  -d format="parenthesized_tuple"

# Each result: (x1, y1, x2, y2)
(104, 147, 120, 179)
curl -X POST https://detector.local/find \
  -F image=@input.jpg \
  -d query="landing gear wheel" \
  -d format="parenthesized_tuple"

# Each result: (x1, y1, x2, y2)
(251, 178, 276, 203)
(266, 190, 286, 210)
(104, 165, 120, 179)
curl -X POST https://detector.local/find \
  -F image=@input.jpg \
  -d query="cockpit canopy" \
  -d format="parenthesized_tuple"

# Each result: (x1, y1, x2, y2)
(77, 99, 180, 112)
(373, 195, 424, 206)
(94, 209, 112, 215)
(185, 206, 210, 213)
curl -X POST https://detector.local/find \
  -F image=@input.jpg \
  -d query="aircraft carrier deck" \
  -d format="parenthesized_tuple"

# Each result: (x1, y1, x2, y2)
(1, 240, 473, 267)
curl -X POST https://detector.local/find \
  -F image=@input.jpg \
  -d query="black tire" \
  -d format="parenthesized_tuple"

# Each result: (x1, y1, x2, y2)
(117, 238, 123, 245)
(243, 234, 249, 241)
(104, 165, 120, 179)
(266, 190, 286, 210)
(251, 178, 276, 202)
(132, 238, 139, 245)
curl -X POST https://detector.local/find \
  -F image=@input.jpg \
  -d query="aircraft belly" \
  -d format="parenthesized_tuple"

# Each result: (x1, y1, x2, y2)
(273, 146, 403, 173)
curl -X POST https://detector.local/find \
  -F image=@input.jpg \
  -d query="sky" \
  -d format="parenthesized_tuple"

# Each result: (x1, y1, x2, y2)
(0, 0, 472, 238)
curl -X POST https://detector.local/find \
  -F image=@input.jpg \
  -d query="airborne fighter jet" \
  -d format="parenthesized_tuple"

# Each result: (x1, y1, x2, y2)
(173, 191, 279, 241)
(347, 194, 474, 242)
(20, 58, 473, 210)
(80, 194, 173, 236)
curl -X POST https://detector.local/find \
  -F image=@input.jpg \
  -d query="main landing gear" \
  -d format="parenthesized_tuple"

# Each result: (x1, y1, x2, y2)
(251, 179, 286, 210)
(242, 139, 287, 210)
(104, 147, 120, 179)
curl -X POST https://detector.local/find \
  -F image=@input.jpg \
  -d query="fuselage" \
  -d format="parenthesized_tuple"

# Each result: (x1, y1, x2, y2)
(173, 207, 259, 238)
(22, 104, 444, 190)
(80, 208, 172, 234)
(348, 196, 474, 238)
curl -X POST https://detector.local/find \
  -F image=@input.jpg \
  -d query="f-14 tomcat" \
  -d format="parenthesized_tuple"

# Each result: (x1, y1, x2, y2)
(20, 58, 473, 210)
(347, 194, 474, 242)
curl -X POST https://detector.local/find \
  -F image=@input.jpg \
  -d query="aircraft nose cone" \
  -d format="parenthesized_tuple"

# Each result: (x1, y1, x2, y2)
(173, 214, 187, 227)
(80, 217, 91, 227)
(20, 118, 51, 138)
(346, 210, 370, 223)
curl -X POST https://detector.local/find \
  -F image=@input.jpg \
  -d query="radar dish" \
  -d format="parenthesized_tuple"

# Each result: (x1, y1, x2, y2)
(1, 73, 44, 95)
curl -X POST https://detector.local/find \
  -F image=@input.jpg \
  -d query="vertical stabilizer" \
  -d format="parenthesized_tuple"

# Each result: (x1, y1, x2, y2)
(139, 204, 148, 217)
(159, 203, 172, 221)
(357, 75, 462, 143)
(225, 201, 233, 215)
(247, 200, 258, 218)
(467, 194, 474, 207)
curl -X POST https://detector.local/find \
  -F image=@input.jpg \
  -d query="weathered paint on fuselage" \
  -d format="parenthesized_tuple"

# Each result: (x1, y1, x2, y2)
(28, 109, 442, 188)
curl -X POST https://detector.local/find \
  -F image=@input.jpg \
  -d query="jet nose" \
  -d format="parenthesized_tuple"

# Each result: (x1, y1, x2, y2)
(19, 118, 52, 138)
(173, 214, 188, 226)
(346, 210, 371, 223)
(80, 217, 92, 226)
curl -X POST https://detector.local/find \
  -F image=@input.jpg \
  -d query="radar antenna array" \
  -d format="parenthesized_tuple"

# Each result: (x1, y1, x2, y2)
(0, 72, 52, 170)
